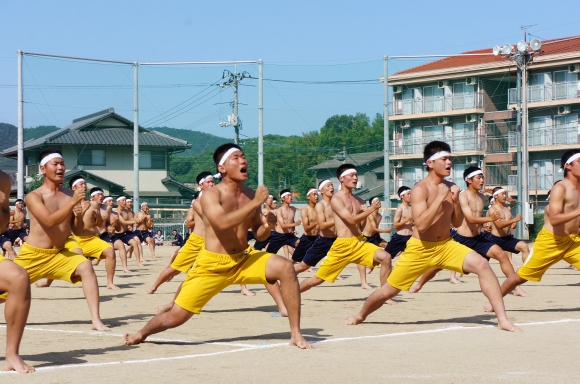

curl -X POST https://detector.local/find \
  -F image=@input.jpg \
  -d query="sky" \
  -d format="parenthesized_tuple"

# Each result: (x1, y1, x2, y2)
(1, 0, 579, 141)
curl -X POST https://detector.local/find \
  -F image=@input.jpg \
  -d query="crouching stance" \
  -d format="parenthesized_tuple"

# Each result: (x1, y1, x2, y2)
(123, 144, 310, 349)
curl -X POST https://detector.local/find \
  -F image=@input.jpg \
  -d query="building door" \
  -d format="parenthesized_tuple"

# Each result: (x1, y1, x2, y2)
(529, 159, 553, 190)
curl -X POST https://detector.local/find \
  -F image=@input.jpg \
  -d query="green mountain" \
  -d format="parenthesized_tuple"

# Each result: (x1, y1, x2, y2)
(151, 127, 231, 157)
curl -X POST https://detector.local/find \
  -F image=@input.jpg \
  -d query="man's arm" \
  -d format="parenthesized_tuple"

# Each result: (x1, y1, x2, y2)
(0, 172, 11, 229)
(26, 188, 85, 227)
(201, 186, 268, 233)
(251, 207, 274, 241)
(276, 208, 301, 229)
(71, 201, 89, 236)
(459, 193, 499, 225)
(368, 213, 391, 233)
(315, 203, 334, 230)
(411, 184, 448, 231)
(91, 201, 104, 227)
(300, 208, 317, 232)
(392, 206, 412, 230)
(101, 205, 112, 224)
(449, 184, 464, 228)
(117, 210, 136, 225)
(185, 207, 195, 229)
(331, 196, 378, 225)
(489, 206, 521, 229)
(547, 184, 580, 226)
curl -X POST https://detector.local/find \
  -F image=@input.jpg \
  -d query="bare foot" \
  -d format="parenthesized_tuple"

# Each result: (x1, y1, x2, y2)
(498, 319, 522, 332)
(34, 280, 52, 288)
(449, 277, 463, 284)
(279, 307, 288, 317)
(483, 303, 494, 312)
(92, 322, 110, 332)
(137, 263, 143, 268)
(345, 314, 365, 325)
(385, 299, 397, 305)
(156, 302, 173, 313)
(91, 259, 99, 266)
(289, 335, 311, 349)
(366, 267, 374, 274)
(306, 267, 314, 273)
(123, 268, 132, 273)
(123, 331, 145, 346)
(361, 282, 373, 290)
(107, 283, 121, 290)
(4, 354, 35, 374)
(409, 284, 421, 293)
(513, 286, 530, 297)
(335, 275, 344, 280)
(145, 287, 156, 294)
(240, 287, 256, 296)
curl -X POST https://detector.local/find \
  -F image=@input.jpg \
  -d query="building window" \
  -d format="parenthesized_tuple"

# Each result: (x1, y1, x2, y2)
(78, 149, 105, 166)
(554, 114, 578, 144)
(139, 151, 165, 169)
(452, 123, 475, 151)
(529, 116, 551, 146)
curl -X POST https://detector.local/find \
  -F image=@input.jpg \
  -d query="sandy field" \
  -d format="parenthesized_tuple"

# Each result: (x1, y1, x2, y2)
(1, 244, 580, 383)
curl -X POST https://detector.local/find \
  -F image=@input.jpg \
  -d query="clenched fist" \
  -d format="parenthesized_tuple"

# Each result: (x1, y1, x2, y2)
(450, 184, 460, 202)
(254, 185, 270, 206)
(490, 210, 501, 221)
(513, 214, 522, 222)
(72, 187, 85, 204)
(437, 183, 450, 199)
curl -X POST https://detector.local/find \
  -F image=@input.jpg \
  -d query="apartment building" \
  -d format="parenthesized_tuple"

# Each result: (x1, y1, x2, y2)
(387, 35, 580, 211)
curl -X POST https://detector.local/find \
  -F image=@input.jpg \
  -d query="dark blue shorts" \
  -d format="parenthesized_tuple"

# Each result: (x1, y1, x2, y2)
(247, 231, 255, 242)
(113, 231, 137, 246)
(0, 233, 11, 249)
(266, 231, 300, 254)
(136, 230, 152, 242)
(292, 235, 317, 262)
(253, 231, 271, 250)
(365, 233, 384, 246)
(385, 233, 411, 258)
(99, 232, 113, 244)
(302, 236, 337, 267)
(452, 231, 495, 260)
(483, 232, 521, 254)
(7, 228, 27, 244)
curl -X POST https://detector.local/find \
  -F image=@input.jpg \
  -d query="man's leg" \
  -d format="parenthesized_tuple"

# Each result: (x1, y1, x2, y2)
(449, 270, 463, 284)
(299, 276, 325, 292)
(36, 246, 84, 288)
(240, 284, 255, 296)
(129, 238, 143, 267)
(357, 264, 372, 290)
(515, 241, 530, 264)
(114, 240, 131, 273)
(461, 252, 520, 332)
(70, 261, 108, 331)
(483, 273, 529, 312)
(263, 282, 288, 316)
(146, 266, 180, 294)
(136, 240, 145, 263)
(294, 261, 314, 274)
(146, 237, 156, 260)
(123, 304, 194, 345)
(0, 261, 34, 373)
(346, 283, 402, 325)
(264, 256, 310, 349)
(486, 245, 529, 297)
(409, 268, 441, 293)
(102, 247, 119, 290)
(1, 240, 16, 260)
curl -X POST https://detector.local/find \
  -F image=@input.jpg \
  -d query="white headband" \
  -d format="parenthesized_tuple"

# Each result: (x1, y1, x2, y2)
(126, 199, 132, 202)
(198, 175, 214, 185)
(40, 153, 63, 167)
(340, 168, 357, 178)
(280, 192, 291, 198)
(464, 170, 483, 181)
(423, 151, 452, 165)
(492, 188, 505, 197)
(90, 190, 103, 197)
(318, 180, 332, 190)
(307, 189, 318, 197)
(399, 189, 411, 198)
(116, 196, 126, 202)
(141, 202, 148, 207)
(71, 178, 85, 188)
(370, 197, 379, 204)
(218, 148, 242, 166)
(268, 194, 273, 199)
(561, 153, 580, 171)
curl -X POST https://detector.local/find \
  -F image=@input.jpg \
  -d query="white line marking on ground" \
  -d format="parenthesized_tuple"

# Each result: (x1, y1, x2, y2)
(1, 318, 579, 375)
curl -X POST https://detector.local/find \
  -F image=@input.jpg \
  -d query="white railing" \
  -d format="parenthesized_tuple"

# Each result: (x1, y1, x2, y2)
(508, 81, 579, 104)
(389, 134, 484, 155)
(389, 91, 483, 116)
(509, 126, 579, 147)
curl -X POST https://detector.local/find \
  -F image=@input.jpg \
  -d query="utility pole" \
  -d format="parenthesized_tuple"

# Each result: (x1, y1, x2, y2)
(219, 67, 251, 145)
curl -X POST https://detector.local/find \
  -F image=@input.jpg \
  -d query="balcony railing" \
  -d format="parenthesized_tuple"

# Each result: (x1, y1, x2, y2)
(389, 134, 485, 155)
(509, 126, 580, 147)
(389, 91, 483, 116)
(508, 81, 579, 104)
(508, 173, 564, 192)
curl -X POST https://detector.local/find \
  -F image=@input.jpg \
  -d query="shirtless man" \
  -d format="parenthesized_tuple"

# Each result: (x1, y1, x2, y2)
(123, 143, 310, 349)
(485, 187, 530, 264)
(0, 148, 109, 331)
(0, 171, 34, 373)
(115, 196, 143, 267)
(265, 189, 301, 258)
(409, 166, 528, 297)
(384, 186, 414, 261)
(345, 141, 520, 332)
(252, 195, 275, 250)
(291, 187, 319, 265)
(8, 198, 28, 246)
(125, 198, 145, 263)
(135, 202, 156, 260)
(483, 150, 580, 312)
(102, 196, 130, 273)
(299, 164, 392, 293)
(293, 180, 337, 275)
(362, 196, 391, 248)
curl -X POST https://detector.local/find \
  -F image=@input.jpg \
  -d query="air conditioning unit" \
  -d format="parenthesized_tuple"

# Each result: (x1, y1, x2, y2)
(393, 160, 404, 168)
(466, 156, 477, 164)
(437, 80, 448, 89)
(393, 85, 403, 94)
(401, 120, 411, 128)
(466, 76, 478, 86)
(569, 64, 580, 74)
(438, 116, 450, 125)
(558, 105, 571, 115)
(466, 114, 477, 123)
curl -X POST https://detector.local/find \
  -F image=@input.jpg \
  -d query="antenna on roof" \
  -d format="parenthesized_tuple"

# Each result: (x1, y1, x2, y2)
(520, 24, 538, 42)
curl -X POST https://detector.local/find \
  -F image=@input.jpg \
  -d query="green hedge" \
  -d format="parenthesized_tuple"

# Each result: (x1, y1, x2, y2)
(529, 214, 544, 242)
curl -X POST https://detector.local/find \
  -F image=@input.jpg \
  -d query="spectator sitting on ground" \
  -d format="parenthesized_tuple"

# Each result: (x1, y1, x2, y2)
(171, 230, 183, 246)
(155, 230, 164, 246)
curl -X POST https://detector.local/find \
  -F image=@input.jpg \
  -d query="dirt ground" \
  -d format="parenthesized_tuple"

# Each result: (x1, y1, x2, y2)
(1, 243, 580, 383)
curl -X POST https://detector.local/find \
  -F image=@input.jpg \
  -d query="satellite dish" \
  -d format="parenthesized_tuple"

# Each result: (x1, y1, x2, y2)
(501, 43, 513, 55)
(492, 45, 501, 56)
(517, 40, 528, 53)
(530, 38, 542, 51)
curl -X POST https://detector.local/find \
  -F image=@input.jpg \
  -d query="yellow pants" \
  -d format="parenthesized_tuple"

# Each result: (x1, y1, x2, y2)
(315, 235, 379, 283)
(387, 237, 471, 291)
(518, 228, 580, 282)
(64, 235, 81, 252)
(75, 235, 113, 259)
(171, 233, 205, 274)
(174, 246, 274, 314)
(0, 243, 88, 299)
